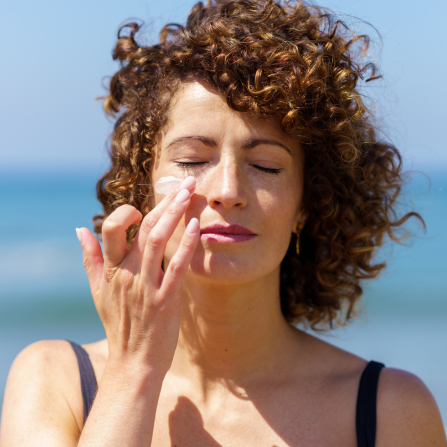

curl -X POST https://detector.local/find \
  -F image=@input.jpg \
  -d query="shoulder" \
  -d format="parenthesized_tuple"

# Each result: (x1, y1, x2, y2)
(4, 340, 81, 395)
(376, 367, 447, 446)
(6, 340, 81, 391)
(0, 340, 83, 446)
(11, 339, 76, 368)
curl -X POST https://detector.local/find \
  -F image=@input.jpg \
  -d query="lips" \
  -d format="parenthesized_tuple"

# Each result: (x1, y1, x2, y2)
(200, 224, 255, 235)
(200, 224, 257, 243)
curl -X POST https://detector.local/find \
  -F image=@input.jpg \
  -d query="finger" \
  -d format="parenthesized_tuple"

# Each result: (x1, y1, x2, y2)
(102, 204, 142, 267)
(132, 176, 196, 256)
(140, 187, 193, 283)
(159, 217, 200, 299)
(76, 227, 104, 298)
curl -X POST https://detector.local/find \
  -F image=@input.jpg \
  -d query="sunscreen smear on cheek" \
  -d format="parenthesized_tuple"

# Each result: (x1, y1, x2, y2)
(154, 176, 184, 195)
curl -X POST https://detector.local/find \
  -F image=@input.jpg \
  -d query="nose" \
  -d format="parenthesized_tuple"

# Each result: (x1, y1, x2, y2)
(205, 156, 247, 210)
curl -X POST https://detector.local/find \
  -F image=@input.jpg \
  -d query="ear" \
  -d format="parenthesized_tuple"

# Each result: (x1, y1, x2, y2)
(293, 208, 309, 234)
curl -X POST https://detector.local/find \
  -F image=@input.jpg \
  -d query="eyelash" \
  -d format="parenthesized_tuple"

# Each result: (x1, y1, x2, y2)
(175, 162, 283, 175)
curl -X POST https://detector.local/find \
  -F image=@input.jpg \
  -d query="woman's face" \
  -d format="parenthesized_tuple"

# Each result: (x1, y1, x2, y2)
(152, 81, 306, 284)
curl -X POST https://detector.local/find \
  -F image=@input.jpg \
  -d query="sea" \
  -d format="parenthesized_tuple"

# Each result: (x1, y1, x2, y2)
(0, 168, 446, 423)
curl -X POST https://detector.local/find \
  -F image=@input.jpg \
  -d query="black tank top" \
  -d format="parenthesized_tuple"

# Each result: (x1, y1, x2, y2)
(68, 341, 384, 447)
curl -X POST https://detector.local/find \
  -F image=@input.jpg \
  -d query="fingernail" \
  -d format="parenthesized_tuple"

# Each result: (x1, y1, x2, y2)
(174, 188, 191, 203)
(186, 218, 199, 234)
(179, 176, 195, 190)
(76, 228, 83, 245)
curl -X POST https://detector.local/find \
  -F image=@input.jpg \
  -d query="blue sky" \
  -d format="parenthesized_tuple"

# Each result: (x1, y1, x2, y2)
(1, 0, 446, 171)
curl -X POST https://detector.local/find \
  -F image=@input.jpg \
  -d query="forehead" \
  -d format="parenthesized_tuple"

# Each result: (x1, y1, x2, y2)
(162, 81, 298, 149)
(169, 81, 227, 116)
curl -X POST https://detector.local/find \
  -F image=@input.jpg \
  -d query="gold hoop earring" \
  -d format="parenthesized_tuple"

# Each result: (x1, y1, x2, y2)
(295, 223, 303, 255)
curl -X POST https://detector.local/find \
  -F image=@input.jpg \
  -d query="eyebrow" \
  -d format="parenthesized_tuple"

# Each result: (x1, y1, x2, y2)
(242, 138, 292, 156)
(166, 135, 293, 156)
(166, 135, 216, 148)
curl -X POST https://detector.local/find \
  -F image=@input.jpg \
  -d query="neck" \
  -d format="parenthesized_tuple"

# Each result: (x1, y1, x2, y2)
(170, 267, 297, 385)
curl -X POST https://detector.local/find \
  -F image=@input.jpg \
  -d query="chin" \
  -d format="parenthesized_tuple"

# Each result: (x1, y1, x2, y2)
(186, 250, 281, 285)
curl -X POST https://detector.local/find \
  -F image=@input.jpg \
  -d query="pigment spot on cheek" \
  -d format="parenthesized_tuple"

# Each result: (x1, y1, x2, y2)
(154, 176, 183, 195)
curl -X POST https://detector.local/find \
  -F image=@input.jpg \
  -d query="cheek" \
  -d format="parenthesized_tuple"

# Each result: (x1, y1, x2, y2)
(256, 181, 300, 229)
(254, 179, 302, 259)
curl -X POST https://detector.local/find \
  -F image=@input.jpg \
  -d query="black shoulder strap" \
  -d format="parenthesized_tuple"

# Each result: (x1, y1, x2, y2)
(67, 341, 98, 423)
(356, 360, 385, 447)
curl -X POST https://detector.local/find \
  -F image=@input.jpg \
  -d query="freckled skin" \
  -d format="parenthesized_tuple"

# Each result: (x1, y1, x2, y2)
(151, 81, 306, 284)
(3, 81, 445, 447)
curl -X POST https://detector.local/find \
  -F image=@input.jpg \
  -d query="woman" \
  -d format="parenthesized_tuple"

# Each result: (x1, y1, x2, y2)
(1, 0, 445, 445)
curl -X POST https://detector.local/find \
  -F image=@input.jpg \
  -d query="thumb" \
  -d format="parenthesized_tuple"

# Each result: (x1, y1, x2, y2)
(76, 227, 104, 298)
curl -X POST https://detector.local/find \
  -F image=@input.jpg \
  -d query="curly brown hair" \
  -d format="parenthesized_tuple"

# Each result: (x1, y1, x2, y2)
(94, 0, 423, 329)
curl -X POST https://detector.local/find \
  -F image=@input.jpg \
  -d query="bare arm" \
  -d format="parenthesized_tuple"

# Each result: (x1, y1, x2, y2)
(78, 361, 165, 446)
(0, 341, 84, 447)
(376, 368, 447, 447)
(0, 177, 199, 446)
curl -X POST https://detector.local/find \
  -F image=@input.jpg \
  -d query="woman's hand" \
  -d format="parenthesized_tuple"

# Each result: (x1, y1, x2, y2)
(76, 176, 199, 375)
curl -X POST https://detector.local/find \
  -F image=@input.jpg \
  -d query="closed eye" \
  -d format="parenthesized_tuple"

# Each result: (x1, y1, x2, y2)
(176, 162, 205, 168)
(252, 166, 283, 175)
(176, 162, 283, 175)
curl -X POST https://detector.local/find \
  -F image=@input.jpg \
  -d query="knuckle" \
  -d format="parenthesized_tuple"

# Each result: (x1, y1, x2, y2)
(83, 255, 91, 272)
(141, 213, 158, 233)
(103, 263, 118, 282)
(102, 219, 120, 235)
(102, 205, 140, 236)
(181, 237, 196, 250)
(167, 187, 179, 200)
(169, 261, 184, 278)
(147, 232, 164, 250)
(165, 204, 179, 216)
(120, 268, 134, 289)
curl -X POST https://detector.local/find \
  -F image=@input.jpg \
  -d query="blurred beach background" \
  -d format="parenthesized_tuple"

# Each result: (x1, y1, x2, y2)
(0, 0, 446, 425)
